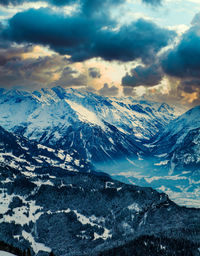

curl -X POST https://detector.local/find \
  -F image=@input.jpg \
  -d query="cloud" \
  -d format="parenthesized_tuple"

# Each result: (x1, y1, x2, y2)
(91, 19, 175, 64)
(80, 0, 124, 16)
(160, 12, 200, 102)
(88, 67, 101, 78)
(0, 0, 23, 5)
(162, 13, 200, 80)
(52, 66, 87, 87)
(2, 8, 175, 64)
(122, 64, 163, 87)
(0, 0, 163, 8)
(142, 0, 162, 6)
(0, 44, 33, 65)
(0, 46, 72, 88)
(121, 12, 200, 105)
(123, 86, 136, 96)
(0, 0, 75, 6)
(98, 83, 119, 96)
(179, 79, 200, 93)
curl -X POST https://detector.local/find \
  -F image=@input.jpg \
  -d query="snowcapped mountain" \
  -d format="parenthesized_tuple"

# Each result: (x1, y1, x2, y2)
(0, 86, 199, 207)
(0, 164, 200, 256)
(0, 86, 199, 208)
(0, 87, 178, 164)
(0, 87, 200, 255)
(0, 125, 92, 174)
(151, 105, 200, 175)
(111, 106, 200, 208)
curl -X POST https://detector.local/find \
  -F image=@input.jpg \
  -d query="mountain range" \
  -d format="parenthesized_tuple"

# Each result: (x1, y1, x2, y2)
(0, 87, 200, 255)
(0, 87, 181, 163)
(0, 87, 199, 207)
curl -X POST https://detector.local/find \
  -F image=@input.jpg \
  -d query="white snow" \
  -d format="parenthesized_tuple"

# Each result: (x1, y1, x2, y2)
(93, 228, 112, 240)
(22, 171, 37, 177)
(65, 99, 106, 130)
(154, 160, 169, 166)
(128, 203, 141, 212)
(0, 189, 14, 214)
(0, 199, 43, 226)
(38, 144, 55, 152)
(22, 231, 51, 254)
(74, 159, 80, 166)
(105, 181, 114, 188)
(0, 251, 17, 256)
(108, 137, 114, 144)
(73, 210, 111, 240)
(33, 180, 54, 187)
(25, 166, 35, 171)
(65, 154, 73, 162)
(57, 150, 65, 160)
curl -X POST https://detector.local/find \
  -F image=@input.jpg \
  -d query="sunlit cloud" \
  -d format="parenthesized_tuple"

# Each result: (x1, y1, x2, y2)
(0, 0, 199, 106)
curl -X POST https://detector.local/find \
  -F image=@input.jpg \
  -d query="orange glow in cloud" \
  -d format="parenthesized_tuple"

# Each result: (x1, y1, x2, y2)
(181, 91, 199, 104)
(52, 72, 61, 81)
(73, 58, 132, 91)
(150, 88, 156, 94)
(21, 45, 54, 59)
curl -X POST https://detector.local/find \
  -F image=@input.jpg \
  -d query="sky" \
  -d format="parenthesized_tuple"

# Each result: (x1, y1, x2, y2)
(0, 0, 200, 107)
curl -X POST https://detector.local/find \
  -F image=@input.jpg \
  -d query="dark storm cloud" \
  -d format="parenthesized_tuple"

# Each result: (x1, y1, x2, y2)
(122, 64, 163, 87)
(160, 12, 200, 97)
(179, 80, 200, 93)
(0, 0, 22, 5)
(98, 83, 119, 96)
(88, 67, 101, 78)
(122, 11, 200, 98)
(0, 0, 162, 7)
(162, 13, 200, 79)
(0, 0, 75, 6)
(91, 20, 175, 63)
(2, 8, 175, 63)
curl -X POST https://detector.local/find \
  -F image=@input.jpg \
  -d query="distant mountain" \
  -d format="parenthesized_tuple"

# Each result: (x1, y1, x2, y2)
(0, 164, 199, 256)
(151, 105, 200, 175)
(0, 87, 179, 164)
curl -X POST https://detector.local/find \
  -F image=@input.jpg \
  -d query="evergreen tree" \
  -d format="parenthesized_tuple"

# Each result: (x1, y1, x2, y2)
(27, 248, 31, 256)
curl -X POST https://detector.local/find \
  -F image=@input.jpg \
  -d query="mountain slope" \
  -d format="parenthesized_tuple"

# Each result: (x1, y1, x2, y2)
(99, 235, 200, 256)
(0, 165, 200, 256)
(151, 105, 200, 175)
(0, 126, 91, 173)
